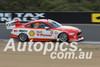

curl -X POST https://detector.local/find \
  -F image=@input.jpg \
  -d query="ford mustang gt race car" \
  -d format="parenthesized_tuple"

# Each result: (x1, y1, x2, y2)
(6, 19, 83, 42)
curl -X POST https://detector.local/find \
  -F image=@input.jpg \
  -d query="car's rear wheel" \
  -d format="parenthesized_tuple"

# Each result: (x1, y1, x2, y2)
(58, 33, 69, 42)
(18, 33, 28, 42)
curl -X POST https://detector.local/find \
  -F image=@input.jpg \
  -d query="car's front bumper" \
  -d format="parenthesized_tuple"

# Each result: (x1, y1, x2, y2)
(69, 36, 84, 42)
(68, 32, 84, 42)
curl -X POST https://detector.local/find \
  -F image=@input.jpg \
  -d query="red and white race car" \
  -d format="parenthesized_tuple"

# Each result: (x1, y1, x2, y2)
(6, 19, 83, 42)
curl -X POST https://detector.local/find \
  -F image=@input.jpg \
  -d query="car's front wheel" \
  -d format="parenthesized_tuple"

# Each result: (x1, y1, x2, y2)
(18, 33, 28, 42)
(58, 33, 69, 42)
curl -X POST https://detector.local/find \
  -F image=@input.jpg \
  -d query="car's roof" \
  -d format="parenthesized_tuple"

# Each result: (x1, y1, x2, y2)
(25, 19, 54, 24)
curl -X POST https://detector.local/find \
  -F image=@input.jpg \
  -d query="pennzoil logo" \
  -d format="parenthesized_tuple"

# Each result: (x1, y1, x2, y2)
(29, 31, 35, 36)
(92, 13, 100, 23)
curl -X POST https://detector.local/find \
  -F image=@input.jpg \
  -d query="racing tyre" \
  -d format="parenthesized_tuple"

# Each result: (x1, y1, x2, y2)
(58, 33, 69, 42)
(18, 33, 28, 42)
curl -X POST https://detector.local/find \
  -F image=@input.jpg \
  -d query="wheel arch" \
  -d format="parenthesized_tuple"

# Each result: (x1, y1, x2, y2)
(18, 33, 29, 41)
(57, 32, 69, 41)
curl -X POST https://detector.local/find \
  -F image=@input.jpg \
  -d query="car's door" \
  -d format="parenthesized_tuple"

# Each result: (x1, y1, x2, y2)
(34, 22, 56, 39)
(26, 22, 56, 39)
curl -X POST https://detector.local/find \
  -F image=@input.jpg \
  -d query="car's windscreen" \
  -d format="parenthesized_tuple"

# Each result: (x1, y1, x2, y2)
(49, 22, 62, 28)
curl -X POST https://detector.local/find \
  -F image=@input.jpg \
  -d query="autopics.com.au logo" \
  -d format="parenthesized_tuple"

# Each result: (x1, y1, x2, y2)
(3, 39, 93, 59)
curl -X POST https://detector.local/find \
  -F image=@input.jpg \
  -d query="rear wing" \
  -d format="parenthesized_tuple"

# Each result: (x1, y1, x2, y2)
(6, 19, 22, 29)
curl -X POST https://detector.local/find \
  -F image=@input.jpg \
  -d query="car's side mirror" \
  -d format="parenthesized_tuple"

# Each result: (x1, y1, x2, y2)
(45, 27, 50, 30)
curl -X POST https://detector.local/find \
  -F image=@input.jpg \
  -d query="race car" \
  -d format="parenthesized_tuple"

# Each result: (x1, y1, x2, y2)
(6, 19, 83, 42)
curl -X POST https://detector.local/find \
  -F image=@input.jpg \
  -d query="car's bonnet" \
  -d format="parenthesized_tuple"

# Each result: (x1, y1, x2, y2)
(57, 26, 81, 32)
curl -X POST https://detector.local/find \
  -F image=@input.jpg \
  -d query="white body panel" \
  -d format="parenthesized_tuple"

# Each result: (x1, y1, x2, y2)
(11, 28, 62, 39)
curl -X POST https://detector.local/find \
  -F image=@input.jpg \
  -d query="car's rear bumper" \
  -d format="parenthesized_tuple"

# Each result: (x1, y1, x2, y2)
(11, 34, 18, 39)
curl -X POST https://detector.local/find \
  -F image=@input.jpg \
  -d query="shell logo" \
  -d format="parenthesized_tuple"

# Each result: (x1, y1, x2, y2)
(29, 31, 35, 36)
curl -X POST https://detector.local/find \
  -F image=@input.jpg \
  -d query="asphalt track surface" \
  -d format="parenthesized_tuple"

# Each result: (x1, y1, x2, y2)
(0, 23, 100, 41)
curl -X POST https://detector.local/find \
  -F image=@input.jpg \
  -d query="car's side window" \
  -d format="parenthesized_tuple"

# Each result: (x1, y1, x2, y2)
(26, 24, 33, 28)
(38, 23, 51, 28)
(44, 23, 52, 28)
(33, 22, 51, 28)
(26, 23, 38, 28)
(26, 22, 52, 28)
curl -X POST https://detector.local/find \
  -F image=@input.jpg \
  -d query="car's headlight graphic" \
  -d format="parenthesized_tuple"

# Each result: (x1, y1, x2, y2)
(69, 33, 76, 35)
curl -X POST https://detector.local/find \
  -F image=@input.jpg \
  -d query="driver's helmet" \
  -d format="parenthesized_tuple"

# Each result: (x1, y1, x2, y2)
(34, 23, 39, 28)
